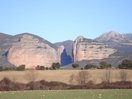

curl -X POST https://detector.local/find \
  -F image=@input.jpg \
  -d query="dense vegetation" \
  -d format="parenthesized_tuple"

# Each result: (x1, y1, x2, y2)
(0, 59, 132, 71)
(0, 77, 132, 91)
(118, 59, 132, 69)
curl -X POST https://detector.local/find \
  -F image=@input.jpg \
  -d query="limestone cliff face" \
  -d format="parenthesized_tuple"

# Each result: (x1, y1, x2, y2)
(7, 34, 60, 68)
(57, 45, 65, 63)
(73, 36, 116, 62)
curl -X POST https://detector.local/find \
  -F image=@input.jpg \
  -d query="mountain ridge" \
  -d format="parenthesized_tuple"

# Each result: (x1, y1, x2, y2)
(0, 31, 131, 68)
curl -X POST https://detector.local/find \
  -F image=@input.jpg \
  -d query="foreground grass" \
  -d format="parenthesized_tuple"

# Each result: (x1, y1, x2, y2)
(0, 89, 132, 99)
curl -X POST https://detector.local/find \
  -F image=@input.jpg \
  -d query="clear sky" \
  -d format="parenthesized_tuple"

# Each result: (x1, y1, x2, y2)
(0, 0, 132, 43)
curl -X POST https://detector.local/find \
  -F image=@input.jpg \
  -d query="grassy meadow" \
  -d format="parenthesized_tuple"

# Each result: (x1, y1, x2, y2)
(0, 89, 132, 99)
(0, 69, 132, 84)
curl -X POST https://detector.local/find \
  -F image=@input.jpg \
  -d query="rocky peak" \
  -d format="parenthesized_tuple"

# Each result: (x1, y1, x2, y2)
(73, 36, 116, 62)
(7, 33, 60, 68)
(96, 31, 126, 42)
(75, 36, 84, 42)
(0, 33, 12, 41)
(75, 36, 94, 44)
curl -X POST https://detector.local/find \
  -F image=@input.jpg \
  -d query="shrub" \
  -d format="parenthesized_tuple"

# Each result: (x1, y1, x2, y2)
(16, 65, 25, 71)
(84, 64, 97, 69)
(118, 59, 132, 69)
(51, 63, 60, 70)
(72, 63, 79, 68)
(35, 65, 45, 70)
(99, 61, 111, 69)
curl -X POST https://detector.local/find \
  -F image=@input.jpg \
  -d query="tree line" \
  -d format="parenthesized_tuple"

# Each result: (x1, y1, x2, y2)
(0, 59, 132, 71)
(0, 62, 61, 71)
(72, 59, 132, 69)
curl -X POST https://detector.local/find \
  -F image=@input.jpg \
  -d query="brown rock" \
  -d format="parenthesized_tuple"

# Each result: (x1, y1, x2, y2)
(7, 34, 60, 68)
(73, 36, 116, 62)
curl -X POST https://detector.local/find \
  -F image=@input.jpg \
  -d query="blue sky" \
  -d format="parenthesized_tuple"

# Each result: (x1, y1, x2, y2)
(0, 0, 132, 42)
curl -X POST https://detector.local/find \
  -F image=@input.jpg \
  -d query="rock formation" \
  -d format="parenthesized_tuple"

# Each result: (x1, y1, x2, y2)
(73, 36, 116, 62)
(55, 40, 74, 65)
(7, 33, 60, 68)
(0, 31, 132, 68)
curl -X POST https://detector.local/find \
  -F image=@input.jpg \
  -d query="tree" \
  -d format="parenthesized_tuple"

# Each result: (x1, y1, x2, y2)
(72, 63, 79, 68)
(35, 65, 45, 70)
(102, 69, 111, 83)
(0, 66, 3, 71)
(118, 59, 132, 69)
(119, 70, 127, 82)
(51, 62, 60, 70)
(76, 71, 90, 85)
(84, 64, 97, 69)
(99, 61, 111, 69)
(25, 69, 38, 82)
(16, 65, 25, 71)
(69, 74, 75, 84)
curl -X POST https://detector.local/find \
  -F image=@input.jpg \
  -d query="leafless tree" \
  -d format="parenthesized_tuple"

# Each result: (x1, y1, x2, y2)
(76, 70, 90, 85)
(120, 69, 127, 82)
(25, 69, 38, 82)
(69, 74, 75, 84)
(102, 69, 111, 83)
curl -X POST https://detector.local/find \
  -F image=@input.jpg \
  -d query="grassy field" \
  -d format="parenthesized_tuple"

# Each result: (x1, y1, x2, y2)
(0, 69, 132, 84)
(0, 89, 132, 99)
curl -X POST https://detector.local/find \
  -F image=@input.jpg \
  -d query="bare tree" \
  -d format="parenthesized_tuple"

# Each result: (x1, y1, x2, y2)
(102, 69, 111, 83)
(120, 69, 127, 82)
(25, 69, 38, 82)
(76, 70, 90, 85)
(69, 74, 75, 84)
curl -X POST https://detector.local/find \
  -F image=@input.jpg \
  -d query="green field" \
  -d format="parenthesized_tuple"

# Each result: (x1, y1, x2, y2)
(0, 89, 132, 99)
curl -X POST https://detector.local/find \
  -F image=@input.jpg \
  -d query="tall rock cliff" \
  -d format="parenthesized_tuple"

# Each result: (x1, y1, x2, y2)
(7, 33, 60, 68)
(73, 36, 116, 62)
(55, 40, 74, 65)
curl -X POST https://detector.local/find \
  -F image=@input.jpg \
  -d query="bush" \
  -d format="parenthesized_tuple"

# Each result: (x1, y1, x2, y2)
(35, 65, 45, 70)
(72, 63, 79, 68)
(99, 61, 111, 69)
(118, 59, 132, 69)
(84, 64, 97, 69)
(0, 67, 15, 71)
(51, 63, 60, 70)
(16, 65, 25, 71)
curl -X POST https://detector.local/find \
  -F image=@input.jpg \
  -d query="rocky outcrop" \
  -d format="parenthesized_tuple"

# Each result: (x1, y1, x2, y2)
(73, 36, 116, 62)
(0, 32, 132, 68)
(7, 33, 60, 68)
(55, 40, 74, 65)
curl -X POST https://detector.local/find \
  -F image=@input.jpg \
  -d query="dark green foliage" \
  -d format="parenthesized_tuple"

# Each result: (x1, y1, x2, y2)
(51, 62, 60, 70)
(0, 66, 15, 71)
(118, 59, 132, 69)
(72, 63, 79, 68)
(35, 65, 45, 70)
(84, 64, 97, 69)
(99, 61, 112, 69)
(0, 66, 3, 71)
(16, 64, 25, 71)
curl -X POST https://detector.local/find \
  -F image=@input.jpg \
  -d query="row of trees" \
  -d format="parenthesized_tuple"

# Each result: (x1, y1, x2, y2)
(72, 61, 112, 69)
(72, 59, 132, 69)
(69, 69, 128, 85)
(0, 62, 61, 71)
(0, 59, 132, 71)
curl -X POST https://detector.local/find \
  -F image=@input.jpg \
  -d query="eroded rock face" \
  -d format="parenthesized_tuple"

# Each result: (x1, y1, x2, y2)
(73, 36, 116, 62)
(7, 34, 60, 68)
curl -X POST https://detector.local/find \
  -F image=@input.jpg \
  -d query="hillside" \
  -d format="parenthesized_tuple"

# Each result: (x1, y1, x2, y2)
(0, 31, 132, 68)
